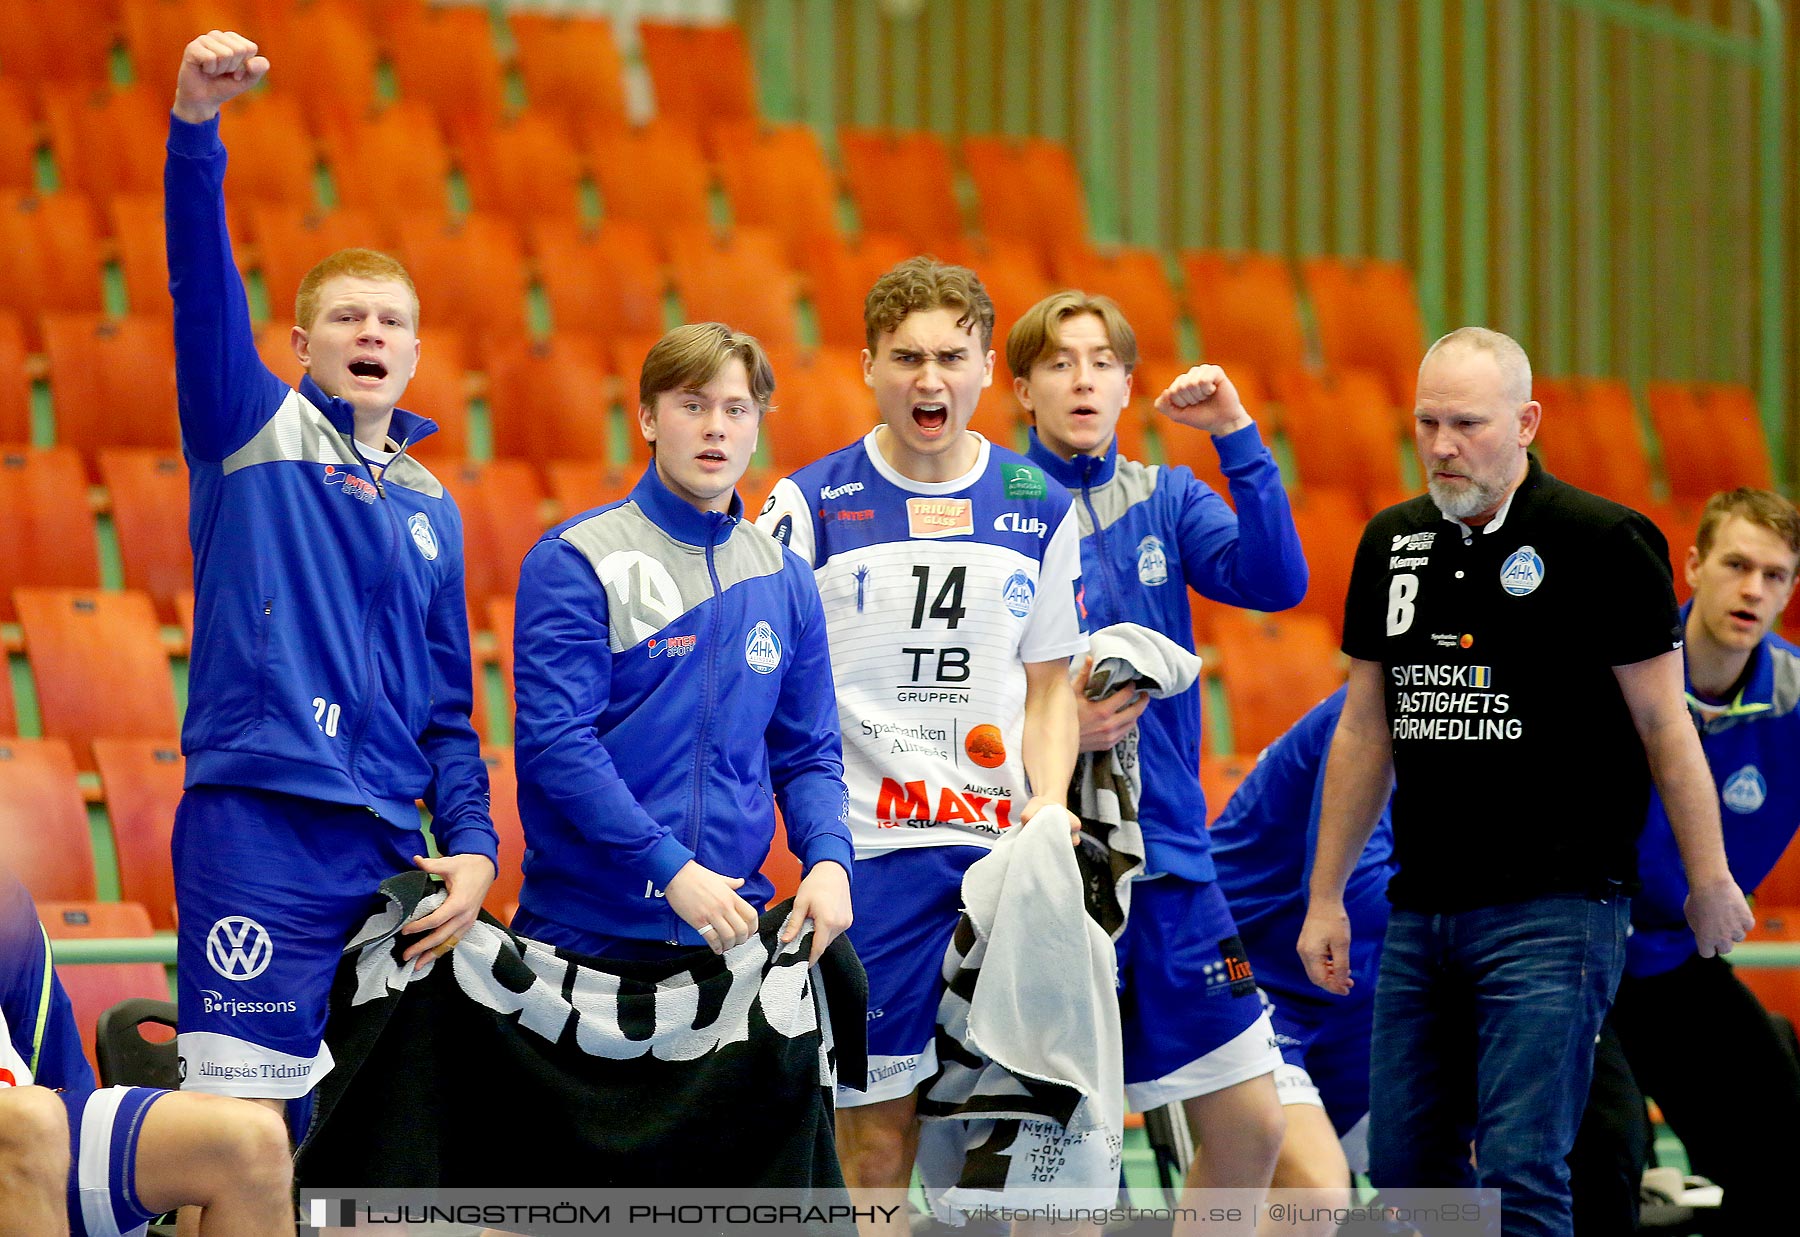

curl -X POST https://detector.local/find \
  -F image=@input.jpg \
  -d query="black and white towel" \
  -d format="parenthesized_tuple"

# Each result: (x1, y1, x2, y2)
(1069, 622, 1200, 937)
(295, 871, 866, 1193)
(915, 806, 1124, 1223)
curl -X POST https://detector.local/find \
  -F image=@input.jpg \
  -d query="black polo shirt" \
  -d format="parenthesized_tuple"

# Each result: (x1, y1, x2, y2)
(1342, 456, 1682, 912)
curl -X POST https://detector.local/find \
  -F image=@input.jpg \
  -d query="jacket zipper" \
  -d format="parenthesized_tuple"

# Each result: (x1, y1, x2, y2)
(343, 430, 413, 811)
(1077, 457, 1124, 622)
(677, 514, 732, 940)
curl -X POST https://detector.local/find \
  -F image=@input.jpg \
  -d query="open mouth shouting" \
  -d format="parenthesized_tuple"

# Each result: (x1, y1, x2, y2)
(347, 357, 389, 386)
(912, 402, 949, 436)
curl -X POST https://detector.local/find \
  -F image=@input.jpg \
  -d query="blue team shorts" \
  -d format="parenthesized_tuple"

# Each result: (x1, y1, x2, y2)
(64, 1084, 168, 1237)
(837, 845, 988, 1108)
(1252, 934, 1382, 1174)
(173, 785, 422, 1099)
(1116, 875, 1283, 1112)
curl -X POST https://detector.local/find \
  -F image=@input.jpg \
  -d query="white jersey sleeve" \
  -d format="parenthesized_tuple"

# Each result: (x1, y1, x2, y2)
(754, 477, 816, 566)
(1019, 505, 1088, 663)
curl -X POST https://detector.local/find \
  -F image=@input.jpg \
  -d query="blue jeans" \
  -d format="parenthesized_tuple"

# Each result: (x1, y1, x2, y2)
(1368, 894, 1629, 1237)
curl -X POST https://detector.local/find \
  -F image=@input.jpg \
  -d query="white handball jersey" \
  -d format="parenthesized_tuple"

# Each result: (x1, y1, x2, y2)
(758, 431, 1087, 856)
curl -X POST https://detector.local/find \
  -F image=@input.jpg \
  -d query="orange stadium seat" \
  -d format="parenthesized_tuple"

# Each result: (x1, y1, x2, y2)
(1110, 400, 1152, 464)
(801, 231, 916, 352)
(400, 212, 531, 341)
(319, 102, 454, 238)
(486, 594, 515, 706)
(531, 218, 668, 341)
(1302, 257, 1427, 406)
(588, 123, 712, 239)
(208, 90, 319, 216)
(0, 446, 104, 620)
(254, 0, 381, 119)
(711, 121, 844, 265)
(1200, 753, 1258, 825)
(1180, 251, 1308, 389)
(955, 238, 1055, 348)
(607, 333, 671, 446)
(1288, 487, 1366, 642)
(1647, 382, 1772, 504)
(767, 348, 873, 474)
(384, 2, 506, 137)
(0, 192, 108, 333)
(1274, 367, 1404, 501)
(485, 333, 614, 468)
(97, 449, 191, 623)
(1536, 377, 1655, 511)
(0, 314, 31, 443)
(14, 588, 179, 769)
(41, 85, 166, 202)
(41, 314, 180, 466)
(666, 226, 803, 355)
(637, 21, 757, 137)
(508, 10, 629, 143)
(0, 738, 97, 901)
(1210, 609, 1344, 755)
(478, 746, 525, 921)
(762, 807, 803, 904)
(247, 202, 391, 323)
(108, 193, 174, 320)
(545, 459, 634, 521)
(459, 112, 586, 225)
(449, 459, 549, 604)
(1739, 906, 1800, 1029)
(92, 738, 184, 931)
(963, 134, 1090, 259)
(120, 0, 253, 92)
(1644, 502, 1703, 594)
(0, 82, 41, 193)
(4, 2, 117, 87)
(837, 127, 963, 250)
(1051, 244, 1185, 365)
(395, 345, 472, 466)
(39, 899, 169, 1076)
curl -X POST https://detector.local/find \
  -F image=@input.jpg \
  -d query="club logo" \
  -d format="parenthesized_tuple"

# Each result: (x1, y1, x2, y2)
(745, 621, 782, 673)
(1137, 535, 1168, 585)
(1499, 546, 1545, 596)
(1722, 765, 1767, 815)
(1001, 570, 1036, 618)
(993, 512, 1048, 538)
(206, 916, 274, 982)
(407, 512, 438, 560)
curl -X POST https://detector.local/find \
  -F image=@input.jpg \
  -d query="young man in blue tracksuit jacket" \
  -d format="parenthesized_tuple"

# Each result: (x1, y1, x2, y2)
(1572, 488, 1800, 1235)
(1010, 290, 1308, 1217)
(511, 324, 852, 963)
(1210, 687, 1397, 1233)
(165, 33, 495, 1118)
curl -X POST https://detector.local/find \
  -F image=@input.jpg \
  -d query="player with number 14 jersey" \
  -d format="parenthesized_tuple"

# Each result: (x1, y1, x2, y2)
(760, 434, 1085, 853)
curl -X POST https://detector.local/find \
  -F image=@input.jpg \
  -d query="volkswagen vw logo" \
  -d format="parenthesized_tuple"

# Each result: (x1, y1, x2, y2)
(205, 916, 273, 981)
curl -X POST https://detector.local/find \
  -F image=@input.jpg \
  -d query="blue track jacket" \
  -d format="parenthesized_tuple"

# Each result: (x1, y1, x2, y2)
(1629, 608, 1800, 977)
(1025, 424, 1307, 878)
(513, 465, 852, 944)
(165, 114, 494, 866)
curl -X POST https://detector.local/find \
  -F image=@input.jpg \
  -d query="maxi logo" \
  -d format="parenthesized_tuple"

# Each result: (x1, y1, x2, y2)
(875, 778, 1013, 833)
(206, 916, 274, 982)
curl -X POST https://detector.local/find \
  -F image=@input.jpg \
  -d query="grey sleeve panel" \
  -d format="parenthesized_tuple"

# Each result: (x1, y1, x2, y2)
(221, 388, 360, 474)
(1771, 643, 1800, 719)
(218, 389, 449, 498)
(560, 510, 791, 653)
(1085, 460, 1161, 533)
(380, 454, 446, 500)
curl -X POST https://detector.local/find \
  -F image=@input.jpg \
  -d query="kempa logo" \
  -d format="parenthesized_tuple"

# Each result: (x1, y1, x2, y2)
(819, 480, 864, 500)
(206, 916, 274, 982)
